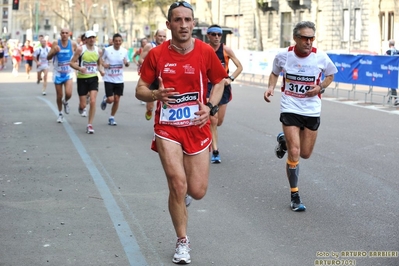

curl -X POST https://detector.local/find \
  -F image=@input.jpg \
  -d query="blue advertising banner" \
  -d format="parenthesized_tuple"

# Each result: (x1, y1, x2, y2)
(327, 54, 399, 88)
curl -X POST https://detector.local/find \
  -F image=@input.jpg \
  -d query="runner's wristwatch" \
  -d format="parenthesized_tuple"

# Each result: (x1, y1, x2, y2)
(319, 84, 325, 94)
(228, 75, 235, 82)
(206, 102, 219, 116)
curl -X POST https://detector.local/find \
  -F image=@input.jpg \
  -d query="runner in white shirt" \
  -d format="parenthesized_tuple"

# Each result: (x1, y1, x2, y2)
(33, 39, 51, 95)
(264, 21, 337, 212)
(100, 33, 130, 125)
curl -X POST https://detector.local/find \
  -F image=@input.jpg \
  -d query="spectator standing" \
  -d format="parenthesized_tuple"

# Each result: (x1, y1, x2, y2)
(385, 39, 399, 106)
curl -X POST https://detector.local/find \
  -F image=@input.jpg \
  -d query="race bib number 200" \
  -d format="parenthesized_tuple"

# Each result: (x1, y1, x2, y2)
(160, 92, 199, 127)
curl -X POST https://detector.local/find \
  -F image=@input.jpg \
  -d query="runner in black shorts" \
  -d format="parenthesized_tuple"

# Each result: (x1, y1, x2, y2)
(21, 40, 34, 79)
(264, 21, 338, 212)
(206, 24, 243, 164)
(100, 33, 130, 126)
(0, 39, 4, 70)
(70, 30, 104, 134)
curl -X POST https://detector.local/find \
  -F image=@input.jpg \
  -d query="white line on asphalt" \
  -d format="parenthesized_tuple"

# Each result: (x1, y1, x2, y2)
(38, 96, 148, 266)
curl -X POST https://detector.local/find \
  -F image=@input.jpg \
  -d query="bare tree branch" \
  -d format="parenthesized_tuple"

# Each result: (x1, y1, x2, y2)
(53, 9, 71, 25)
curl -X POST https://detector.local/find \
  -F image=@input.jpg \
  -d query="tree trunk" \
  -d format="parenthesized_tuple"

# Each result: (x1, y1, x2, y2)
(109, 0, 118, 33)
(253, 0, 263, 51)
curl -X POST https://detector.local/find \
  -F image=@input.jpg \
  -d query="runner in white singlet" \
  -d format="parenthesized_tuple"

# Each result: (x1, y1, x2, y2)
(264, 21, 337, 212)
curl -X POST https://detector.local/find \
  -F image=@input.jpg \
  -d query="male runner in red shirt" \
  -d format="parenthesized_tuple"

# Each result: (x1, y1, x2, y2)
(136, 2, 227, 264)
(21, 40, 34, 79)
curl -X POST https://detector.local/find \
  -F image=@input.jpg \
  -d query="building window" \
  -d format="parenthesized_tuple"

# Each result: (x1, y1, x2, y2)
(2, 21, 7, 33)
(267, 12, 272, 39)
(380, 12, 385, 41)
(2, 7, 7, 19)
(281, 12, 291, 48)
(3, 0, 8, 4)
(388, 11, 394, 40)
(298, 10, 304, 22)
(343, 9, 349, 41)
(354, 8, 361, 41)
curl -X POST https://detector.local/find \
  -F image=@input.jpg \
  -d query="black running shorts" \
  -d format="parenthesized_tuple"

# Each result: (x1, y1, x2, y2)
(77, 76, 99, 96)
(280, 113, 320, 131)
(104, 82, 124, 97)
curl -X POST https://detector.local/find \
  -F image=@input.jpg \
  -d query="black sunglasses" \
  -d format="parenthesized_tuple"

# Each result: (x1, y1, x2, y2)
(209, 33, 222, 37)
(169, 1, 193, 10)
(296, 35, 315, 42)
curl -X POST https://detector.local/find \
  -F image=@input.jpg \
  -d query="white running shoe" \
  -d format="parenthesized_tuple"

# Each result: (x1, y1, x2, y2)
(63, 100, 70, 114)
(86, 124, 94, 134)
(42, 91, 46, 96)
(172, 236, 191, 264)
(108, 117, 117, 126)
(57, 114, 63, 123)
(185, 195, 193, 207)
(81, 108, 87, 117)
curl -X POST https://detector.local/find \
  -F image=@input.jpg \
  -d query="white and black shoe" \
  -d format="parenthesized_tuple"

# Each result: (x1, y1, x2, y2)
(172, 236, 191, 264)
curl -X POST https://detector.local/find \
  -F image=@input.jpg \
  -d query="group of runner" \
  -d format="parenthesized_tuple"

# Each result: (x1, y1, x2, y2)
(135, 2, 338, 264)
(43, 28, 130, 134)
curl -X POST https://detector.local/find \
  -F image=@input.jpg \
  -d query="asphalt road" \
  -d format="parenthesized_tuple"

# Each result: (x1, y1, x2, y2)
(0, 65, 398, 266)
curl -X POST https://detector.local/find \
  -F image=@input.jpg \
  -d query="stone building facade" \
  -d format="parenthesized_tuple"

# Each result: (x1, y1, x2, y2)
(193, 0, 398, 54)
(2, 0, 398, 54)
